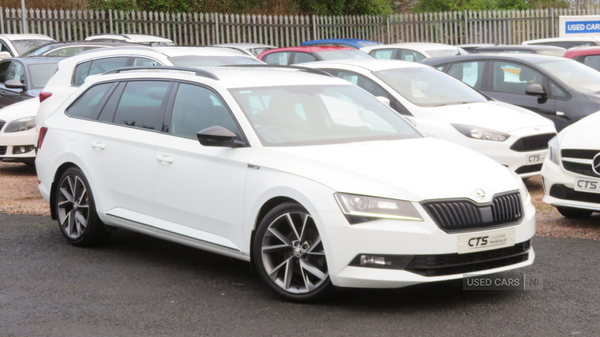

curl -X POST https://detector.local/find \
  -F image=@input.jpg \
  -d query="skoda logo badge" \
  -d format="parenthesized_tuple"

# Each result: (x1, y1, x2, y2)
(593, 153, 600, 176)
(476, 188, 486, 199)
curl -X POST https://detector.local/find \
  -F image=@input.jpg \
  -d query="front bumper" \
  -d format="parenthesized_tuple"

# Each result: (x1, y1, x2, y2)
(320, 199, 536, 288)
(542, 157, 600, 212)
(0, 128, 36, 163)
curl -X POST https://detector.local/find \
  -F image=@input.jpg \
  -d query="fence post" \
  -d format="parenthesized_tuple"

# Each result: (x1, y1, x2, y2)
(386, 14, 390, 44)
(311, 15, 316, 40)
(550, 8, 555, 37)
(214, 13, 220, 44)
(109, 9, 113, 33)
(463, 9, 468, 44)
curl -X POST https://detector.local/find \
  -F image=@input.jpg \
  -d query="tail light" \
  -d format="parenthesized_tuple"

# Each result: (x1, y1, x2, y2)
(39, 92, 52, 103)
(38, 127, 48, 150)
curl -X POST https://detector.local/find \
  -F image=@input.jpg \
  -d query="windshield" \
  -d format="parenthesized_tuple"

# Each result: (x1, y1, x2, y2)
(230, 85, 422, 146)
(374, 67, 488, 107)
(19, 43, 60, 56)
(168, 55, 262, 66)
(426, 49, 464, 58)
(314, 50, 372, 61)
(538, 59, 600, 94)
(28, 63, 59, 88)
(12, 39, 55, 55)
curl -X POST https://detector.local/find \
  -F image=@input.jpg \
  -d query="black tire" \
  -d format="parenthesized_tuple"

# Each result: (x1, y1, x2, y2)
(253, 202, 334, 303)
(556, 206, 593, 219)
(55, 167, 109, 246)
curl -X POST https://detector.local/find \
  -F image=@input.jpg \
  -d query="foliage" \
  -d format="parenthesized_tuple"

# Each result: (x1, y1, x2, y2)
(412, 0, 573, 12)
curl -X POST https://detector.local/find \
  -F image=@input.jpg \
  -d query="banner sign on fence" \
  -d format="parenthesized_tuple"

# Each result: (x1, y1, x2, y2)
(560, 15, 600, 37)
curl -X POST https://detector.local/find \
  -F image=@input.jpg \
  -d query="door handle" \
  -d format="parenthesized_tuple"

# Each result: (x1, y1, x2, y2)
(556, 111, 565, 116)
(157, 154, 174, 164)
(91, 141, 105, 150)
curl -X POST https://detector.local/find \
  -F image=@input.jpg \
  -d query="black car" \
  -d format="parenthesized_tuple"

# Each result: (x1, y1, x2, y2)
(471, 44, 566, 57)
(0, 57, 64, 108)
(422, 54, 600, 131)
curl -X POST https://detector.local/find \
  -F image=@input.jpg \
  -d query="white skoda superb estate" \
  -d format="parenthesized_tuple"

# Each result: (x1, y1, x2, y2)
(36, 66, 535, 302)
(542, 112, 600, 218)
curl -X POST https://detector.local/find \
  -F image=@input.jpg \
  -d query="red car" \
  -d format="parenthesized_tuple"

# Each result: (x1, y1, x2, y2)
(564, 46, 600, 71)
(258, 46, 372, 65)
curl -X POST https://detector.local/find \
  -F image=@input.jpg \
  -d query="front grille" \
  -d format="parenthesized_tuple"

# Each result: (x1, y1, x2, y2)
(405, 240, 531, 277)
(562, 149, 598, 160)
(562, 161, 598, 178)
(550, 184, 600, 204)
(515, 164, 542, 175)
(510, 133, 555, 152)
(0, 146, 5, 155)
(421, 191, 523, 233)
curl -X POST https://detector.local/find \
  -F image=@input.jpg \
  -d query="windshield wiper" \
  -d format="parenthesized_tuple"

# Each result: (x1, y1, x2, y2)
(433, 102, 471, 107)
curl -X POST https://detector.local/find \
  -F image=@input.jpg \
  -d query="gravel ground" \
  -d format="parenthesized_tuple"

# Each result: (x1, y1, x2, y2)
(1, 161, 599, 240)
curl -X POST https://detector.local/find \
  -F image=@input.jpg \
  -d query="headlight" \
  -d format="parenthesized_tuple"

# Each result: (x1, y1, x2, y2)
(452, 124, 509, 142)
(548, 136, 560, 165)
(4, 116, 36, 133)
(334, 193, 422, 224)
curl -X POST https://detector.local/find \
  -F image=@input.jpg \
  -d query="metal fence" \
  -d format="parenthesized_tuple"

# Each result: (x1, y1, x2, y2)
(4, 7, 600, 46)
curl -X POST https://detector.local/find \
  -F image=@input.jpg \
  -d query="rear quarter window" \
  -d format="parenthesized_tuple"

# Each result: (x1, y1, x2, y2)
(66, 82, 115, 119)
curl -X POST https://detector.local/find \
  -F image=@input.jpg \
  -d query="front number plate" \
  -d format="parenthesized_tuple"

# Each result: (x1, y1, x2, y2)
(526, 153, 545, 166)
(574, 178, 600, 194)
(457, 227, 516, 254)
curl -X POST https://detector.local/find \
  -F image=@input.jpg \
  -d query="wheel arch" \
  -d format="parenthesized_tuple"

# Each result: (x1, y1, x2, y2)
(49, 162, 80, 220)
(249, 196, 300, 273)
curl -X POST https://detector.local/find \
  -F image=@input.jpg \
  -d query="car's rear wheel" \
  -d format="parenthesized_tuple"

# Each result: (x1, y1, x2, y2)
(253, 202, 333, 302)
(55, 167, 109, 246)
(556, 206, 593, 219)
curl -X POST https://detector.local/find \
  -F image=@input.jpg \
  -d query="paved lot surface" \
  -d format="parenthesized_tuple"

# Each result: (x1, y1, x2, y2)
(1, 214, 598, 337)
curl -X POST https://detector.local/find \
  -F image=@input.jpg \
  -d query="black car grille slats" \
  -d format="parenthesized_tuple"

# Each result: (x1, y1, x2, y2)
(421, 191, 523, 233)
(550, 184, 600, 203)
(515, 164, 542, 175)
(0, 146, 5, 155)
(510, 133, 556, 152)
(561, 149, 598, 159)
(405, 241, 530, 277)
(492, 192, 522, 224)
(561, 149, 600, 178)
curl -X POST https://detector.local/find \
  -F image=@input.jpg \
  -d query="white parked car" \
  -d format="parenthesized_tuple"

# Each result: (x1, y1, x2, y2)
(361, 43, 467, 62)
(521, 37, 600, 49)
(300, 59, 557, 178)
(542, 112, 600, 218)
(0, 34, 56, 59)
(211, 43, 277, 58)
(36, 66, 535, 302)
(36, 46, 264, 141)
(85, 33, 175, 46)
(0, 98, 38, 164)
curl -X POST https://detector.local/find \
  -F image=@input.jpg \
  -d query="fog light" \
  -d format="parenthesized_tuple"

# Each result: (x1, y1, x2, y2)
(360, 255, 390, 267)
(12, 145, 35, 154)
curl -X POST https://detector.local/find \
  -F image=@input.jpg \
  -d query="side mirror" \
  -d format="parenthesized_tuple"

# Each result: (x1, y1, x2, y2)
(525, 83, 547, 98)
(0, 51, 11, 59)
(196, 126, 244, 147)
(376, 96, 391, 107)
(5, 79, 25, 89)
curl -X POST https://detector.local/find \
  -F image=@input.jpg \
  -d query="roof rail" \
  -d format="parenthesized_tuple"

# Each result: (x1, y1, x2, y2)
(224, 64, 334, 77)
(102, 66, 219, 80)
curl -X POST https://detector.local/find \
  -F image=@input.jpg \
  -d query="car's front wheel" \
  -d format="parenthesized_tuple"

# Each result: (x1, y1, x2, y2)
(55, 167, 109, 246)
(556, 206, 593, 219)
(253, 202, 333, 302)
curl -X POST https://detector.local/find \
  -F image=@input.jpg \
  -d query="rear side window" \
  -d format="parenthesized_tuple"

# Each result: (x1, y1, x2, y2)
(113, 81, 171, 130)
(263, 52, 290, 65)
(66, 82, 114, 119)
(73, 57, 129, 86)
(447, 61, 485, 89)
(582, 55, 600, 71)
